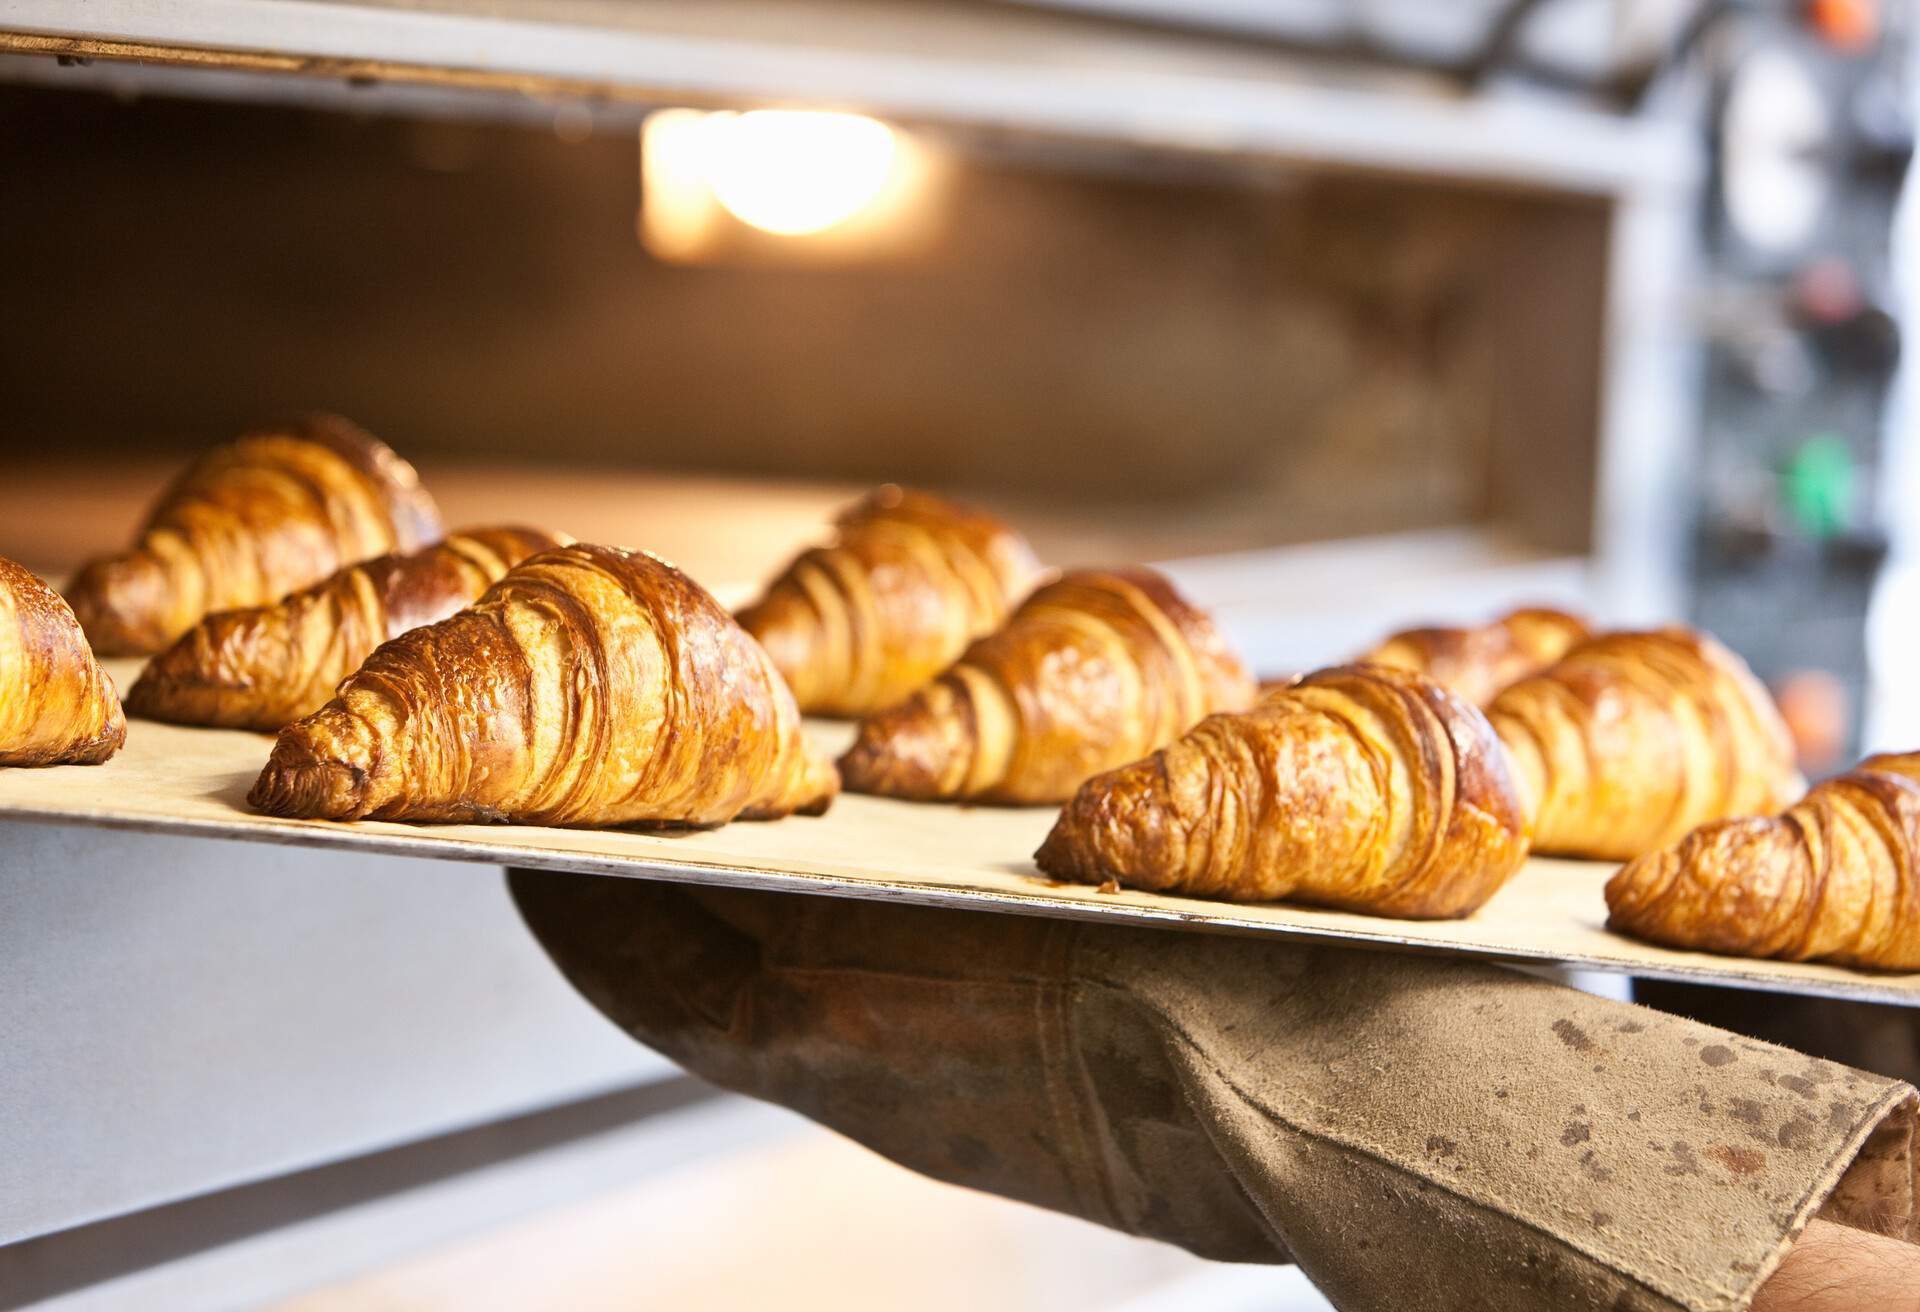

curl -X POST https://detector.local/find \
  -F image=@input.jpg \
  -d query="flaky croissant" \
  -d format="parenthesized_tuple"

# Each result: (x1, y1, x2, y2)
(1034, 664, 1529, 918)
(735, 486, 1042, 717)
(65, 415, 442, 655)
(0, 556, 126, 766)
(250, 544, 838, 827)
(1485, 628, 1797, 861)
(1606, 754, 1920, 971)
(838, 567, 1255, 804)
(126, 527, 569, 731)
(1360, 606, 1590, 707)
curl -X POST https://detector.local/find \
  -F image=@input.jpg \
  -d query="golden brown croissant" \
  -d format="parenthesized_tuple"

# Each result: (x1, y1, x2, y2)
(1360, 606, 1590, 707)
(250, 543, 838, 827)
(0, 556, 126, 767)
(1485, 628, 1797, 861)
(125, 527, 569, 731)
(1606, 754, 1920, 971)
(65, 415, 442, 655)
(1034, 664, 1529, 918)
(735, 486, 1042, 717)
(838, 567, 1253, 804)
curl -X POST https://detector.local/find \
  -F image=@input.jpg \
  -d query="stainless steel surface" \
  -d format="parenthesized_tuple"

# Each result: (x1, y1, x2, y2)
(0, 823, 667, 1245)
(5, 1086, 792, 1311)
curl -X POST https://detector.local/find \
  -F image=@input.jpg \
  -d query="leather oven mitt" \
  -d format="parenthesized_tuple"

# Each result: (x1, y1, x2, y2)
(508, 872, 1920, 1312)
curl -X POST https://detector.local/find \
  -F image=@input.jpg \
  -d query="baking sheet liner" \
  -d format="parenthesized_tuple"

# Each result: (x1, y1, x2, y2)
(3, 661, 1915, 1007)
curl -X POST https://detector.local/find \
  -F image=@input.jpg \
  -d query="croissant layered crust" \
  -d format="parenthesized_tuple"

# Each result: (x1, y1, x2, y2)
(735, 486, 1042, 717)
(1034, 664, 1529, 918)
(126, 526, 569, 731)
(1361, 606, 1590, 707)
(249, 544, 838, 827)
(1606, 754, 1920, 971)
(838, 567, 1253, 804)
(1485, 629, 1797, 861)
(65, 415, 442, 655)
(0, 557, 126, 767)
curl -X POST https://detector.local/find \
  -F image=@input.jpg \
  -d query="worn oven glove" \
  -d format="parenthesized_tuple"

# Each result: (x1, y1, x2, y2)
(1634, 981, 1920, 1087)
(508, 872, 1919, 1312)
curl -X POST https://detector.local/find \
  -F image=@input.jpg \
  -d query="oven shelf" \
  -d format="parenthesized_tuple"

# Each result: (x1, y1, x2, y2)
(5, 688, 1916, 1008)
(0, 0, 1692, 195)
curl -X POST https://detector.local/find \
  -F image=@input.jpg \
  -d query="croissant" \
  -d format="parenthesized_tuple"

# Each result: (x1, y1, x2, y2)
(0, 556, 126, 766)
(125, 527, 569, 731)
(65, 415, 442, 655)
(1360, 606, 1590, 707)
(735, 486, 1042, 717)
(1606, 753, 1920, 971)
(1485, 628, 1797, 861)
(250, 543, 838, 827)
(837, 567, 1255, 804)
(1034, 664, 1529, 918)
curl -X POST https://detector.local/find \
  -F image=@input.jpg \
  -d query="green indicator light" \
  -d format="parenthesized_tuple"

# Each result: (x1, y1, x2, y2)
(1781, 434, 1855, 539)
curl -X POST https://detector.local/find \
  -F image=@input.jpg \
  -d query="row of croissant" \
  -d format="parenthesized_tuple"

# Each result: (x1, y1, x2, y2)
(2, 415, 1915, 973)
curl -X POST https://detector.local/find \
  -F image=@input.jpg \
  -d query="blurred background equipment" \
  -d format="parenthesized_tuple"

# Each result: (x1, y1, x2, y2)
(1691, 0, 1912, 764)
(0, 1, 1910, 1309)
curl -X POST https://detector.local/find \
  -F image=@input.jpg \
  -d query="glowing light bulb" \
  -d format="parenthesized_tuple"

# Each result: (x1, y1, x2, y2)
(703, 111, 898, 236)
(640, 108, 938, 262)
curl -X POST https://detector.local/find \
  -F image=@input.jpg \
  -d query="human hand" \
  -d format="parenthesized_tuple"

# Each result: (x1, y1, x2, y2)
(1752, 1220, 1920, 1312)
(508, 873, 1919, 1312)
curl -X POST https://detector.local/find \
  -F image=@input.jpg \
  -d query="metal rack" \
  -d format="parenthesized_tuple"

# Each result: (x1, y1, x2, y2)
(2, 0, 1690, 192)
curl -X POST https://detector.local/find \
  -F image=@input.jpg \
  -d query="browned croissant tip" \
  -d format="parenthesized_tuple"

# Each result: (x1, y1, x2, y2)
(1604, 841, 1666, 907)
(837, 699, 967, 801)
(837, 724, 910, 797)
(124, 631, 243, 721)
(64, 555, 170, 658)
(4, 721, 130, 769)
(1032, 754, 1168, 887)
(1033, 815, 1094, 883)
(744, 750, 841, 819)
(793, 788, 837, 818)
(248, 732, 371, 819)
(54, 704, 129, 767)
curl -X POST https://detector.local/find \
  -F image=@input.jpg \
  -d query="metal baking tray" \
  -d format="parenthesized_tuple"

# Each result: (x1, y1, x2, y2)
(3, 661, 1915, 1006)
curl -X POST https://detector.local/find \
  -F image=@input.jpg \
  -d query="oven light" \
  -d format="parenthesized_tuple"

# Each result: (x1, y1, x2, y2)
(706, 111, 897, 236)
(641, 108, 906, 256)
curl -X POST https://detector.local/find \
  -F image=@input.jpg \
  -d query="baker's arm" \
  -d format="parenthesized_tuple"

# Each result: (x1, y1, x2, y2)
(508, 872, 1919, 1312)
(1752, 1221, 1920, 1312)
